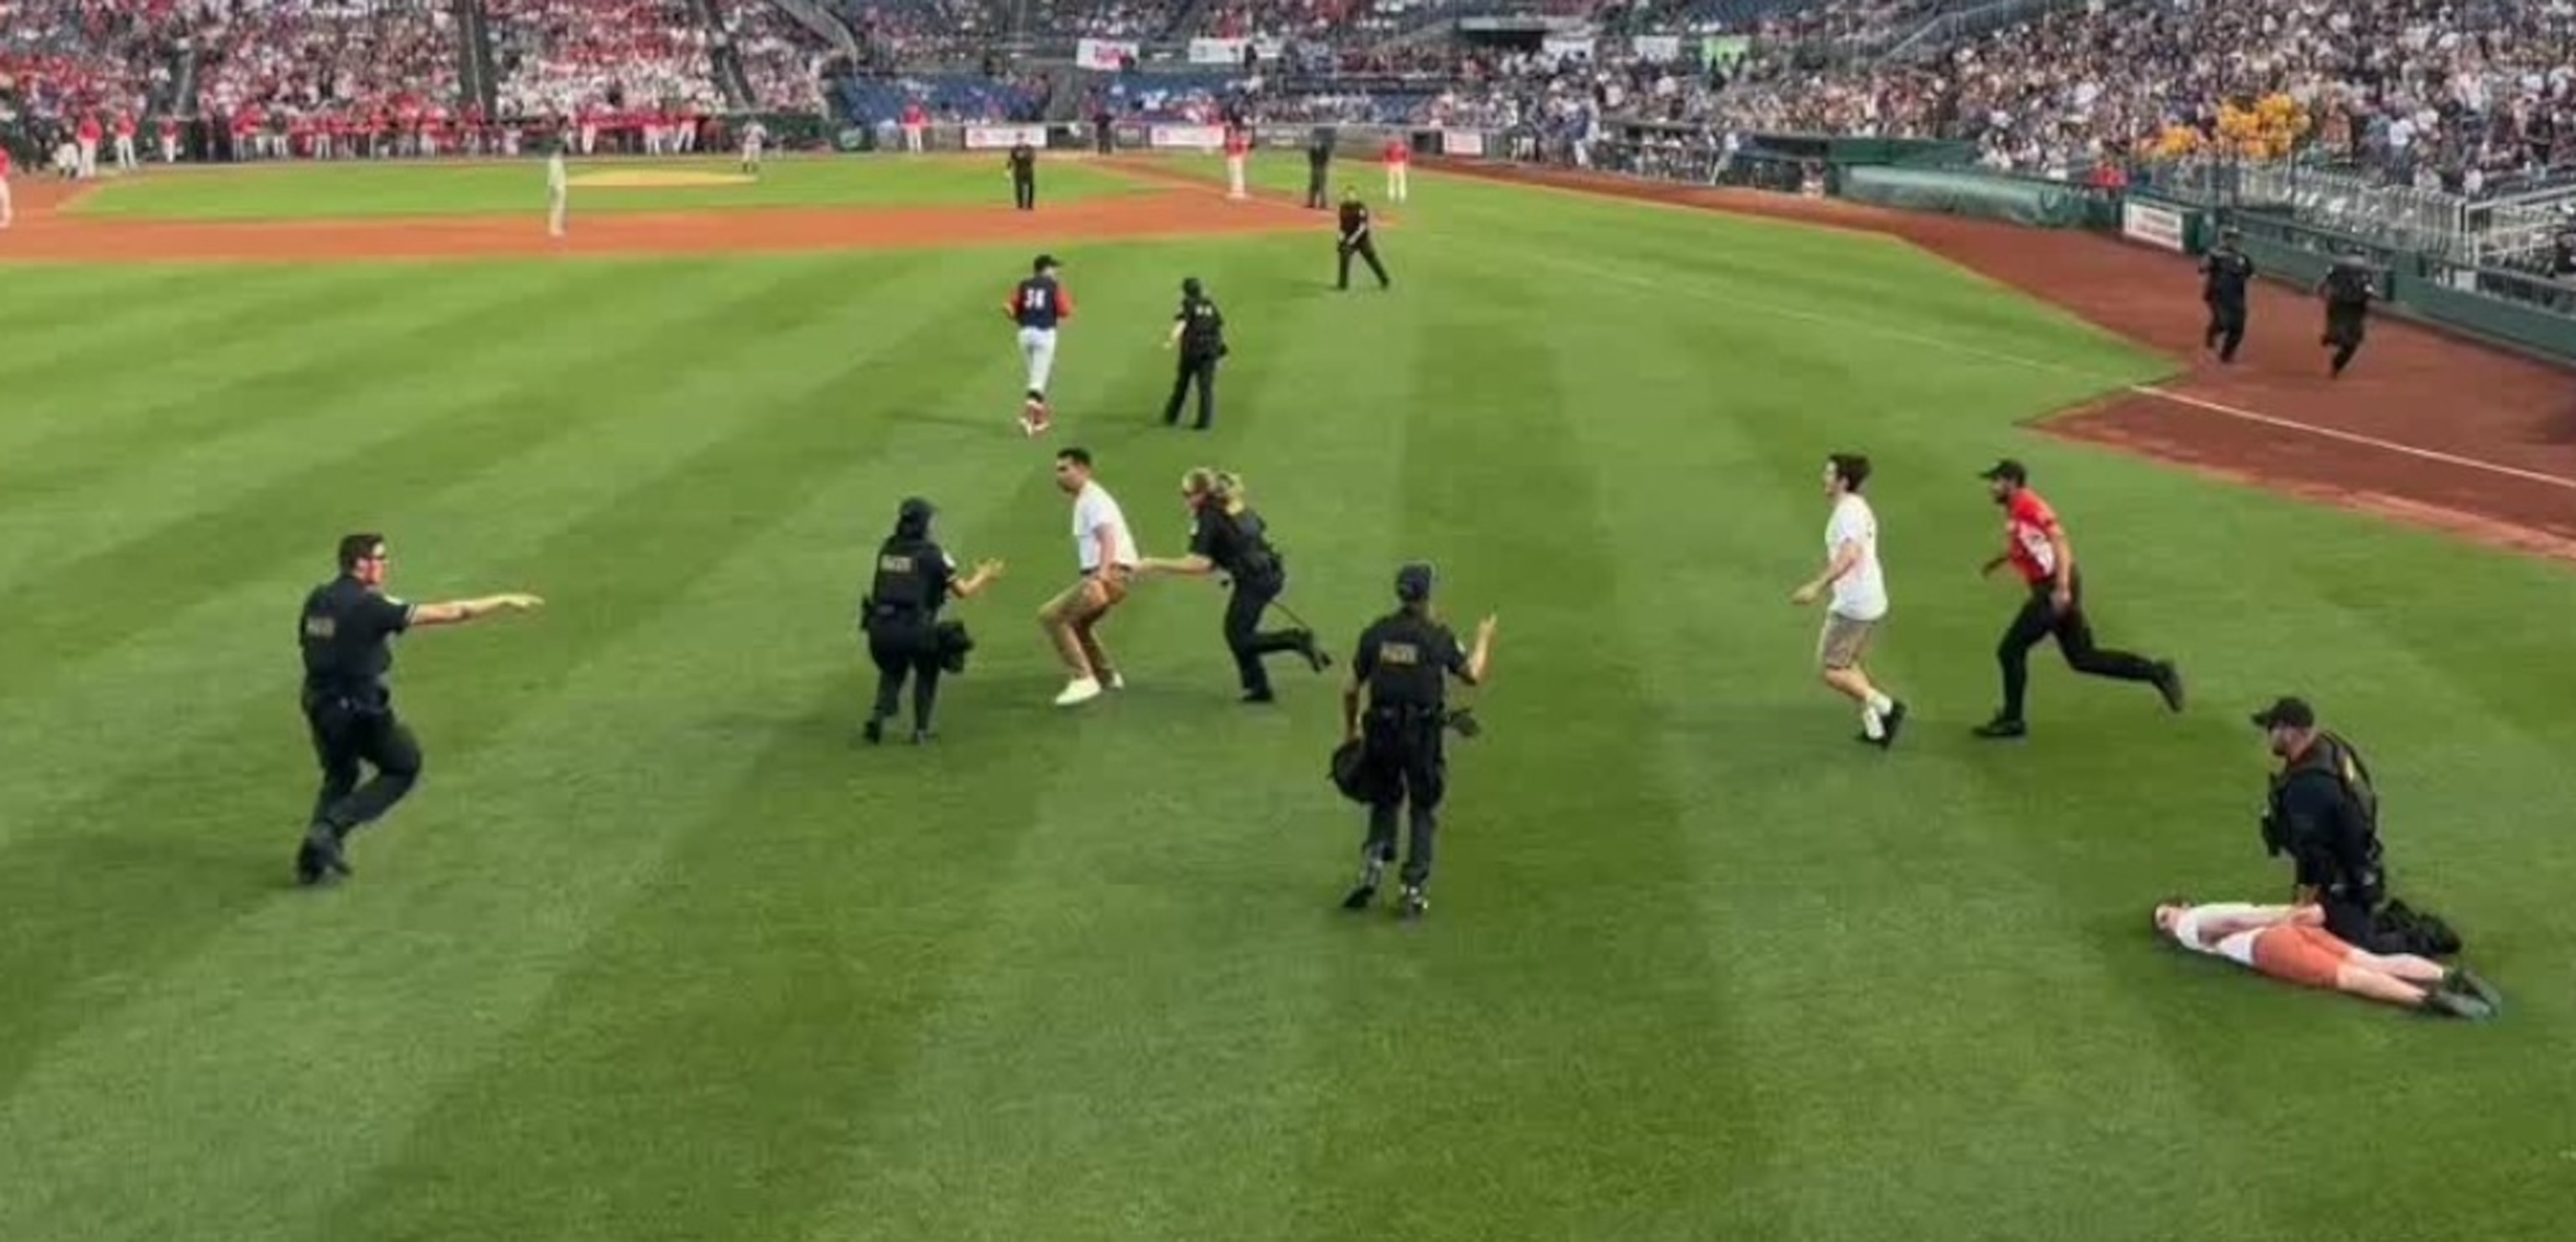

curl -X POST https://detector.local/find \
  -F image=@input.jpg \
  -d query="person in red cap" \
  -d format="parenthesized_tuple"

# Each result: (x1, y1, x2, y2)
(1973, 458, 2183, 738)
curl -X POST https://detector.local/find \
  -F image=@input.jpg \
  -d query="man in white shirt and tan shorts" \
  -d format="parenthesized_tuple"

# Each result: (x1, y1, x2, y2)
(2153, 899, 2498, 1019)
(1041, 447, 1139, 706)
(1792, 453, 1907, 747)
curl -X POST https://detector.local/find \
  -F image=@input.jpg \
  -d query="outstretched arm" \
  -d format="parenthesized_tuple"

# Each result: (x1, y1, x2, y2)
(410, 593, 543, 628)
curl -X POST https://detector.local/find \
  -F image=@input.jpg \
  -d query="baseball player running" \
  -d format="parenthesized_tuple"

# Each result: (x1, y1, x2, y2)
(1007, 253, 1074, 435)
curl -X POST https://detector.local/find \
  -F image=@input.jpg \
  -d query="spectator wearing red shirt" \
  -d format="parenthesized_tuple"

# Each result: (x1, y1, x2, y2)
(1974, 459, 2184, 739)
(901, 101, 927, 153)
(1224, 125, 1249, 200)
(75, 114, 102, 179)
(1382, 135, 1410, 203)
(158, 116, 179, 164)
(112, 112, 138, 172)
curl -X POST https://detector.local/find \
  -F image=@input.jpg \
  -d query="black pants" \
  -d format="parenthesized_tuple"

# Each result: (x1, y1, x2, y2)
(1162, 351, 1217, 428)
(1012, 176, 1035, 210)
(2323, 306, 2366, 374)
(2324, 893, 2399, 955)
(305, 693, 423, 839)
(1337, 239, 1389, 288)
(1360, 714, 1446, 888)
(868, 621, 943, 730)
(1306, 169, 1327, 207)
(1995, 579, 2163, 721)
(2204, 297, 2246, 361)
(1223, 572, 1304, 696)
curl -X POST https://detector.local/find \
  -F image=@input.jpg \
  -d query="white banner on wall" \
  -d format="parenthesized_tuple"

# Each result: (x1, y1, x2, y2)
(1542, 36, 1597, 61)
(1076, 39, 1137, 70)
(1187, 36, 1287, 64)
(1632, 35, 1683, 62)
(963, 124, 1048, 151)
(1150, 124, 1227, 151)
(1444, 129, 1486, 157)
(2121, 200, 2186, 252)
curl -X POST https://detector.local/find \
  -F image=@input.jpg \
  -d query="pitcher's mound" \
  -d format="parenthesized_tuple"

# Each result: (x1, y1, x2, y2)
(571, 170, 754, 189)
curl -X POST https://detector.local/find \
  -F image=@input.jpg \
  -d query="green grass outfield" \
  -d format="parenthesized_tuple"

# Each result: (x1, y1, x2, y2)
(3, 158, 2570, 1242)
(62, 154, 1142, 221)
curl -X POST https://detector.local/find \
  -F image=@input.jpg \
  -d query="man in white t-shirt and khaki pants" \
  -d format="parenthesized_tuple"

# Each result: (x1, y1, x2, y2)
(1792, 453, 1907, 746)
(1041, 446, 1140, 705)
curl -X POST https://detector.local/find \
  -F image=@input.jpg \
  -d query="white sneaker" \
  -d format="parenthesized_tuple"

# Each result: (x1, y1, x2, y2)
(1105, 672, 1125, 691)
(1055, 677, 1102, 706)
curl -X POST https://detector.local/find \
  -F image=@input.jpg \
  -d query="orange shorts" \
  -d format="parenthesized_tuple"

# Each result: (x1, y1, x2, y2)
(2251, 923, 2355, 989)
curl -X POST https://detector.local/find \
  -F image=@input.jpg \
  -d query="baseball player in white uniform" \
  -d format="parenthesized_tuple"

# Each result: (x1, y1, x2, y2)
(547, 143, 569, 237)
(740, 119, 768, 176)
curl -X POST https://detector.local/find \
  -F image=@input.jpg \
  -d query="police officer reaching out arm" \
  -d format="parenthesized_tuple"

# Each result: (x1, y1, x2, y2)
(1135, 469, 1329, 702)
(294, 533, 543, 886)
(861, 497, 1003, 745)
(1337, 564, 1494, 919)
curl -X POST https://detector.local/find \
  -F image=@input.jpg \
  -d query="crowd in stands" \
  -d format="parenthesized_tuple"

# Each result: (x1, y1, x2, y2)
(191, 0, 462, 150)
(0, 0, 184, 127)
(714, 0, 834, 110)
(484, 0, 725, 120)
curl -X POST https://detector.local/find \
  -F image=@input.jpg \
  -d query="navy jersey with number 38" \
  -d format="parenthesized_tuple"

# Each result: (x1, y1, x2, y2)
(1010, 275, 1073, 330)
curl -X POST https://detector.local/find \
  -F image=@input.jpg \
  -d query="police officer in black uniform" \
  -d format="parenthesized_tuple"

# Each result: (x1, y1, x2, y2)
(1335, 185, 1390, 291)
(293, 533, 543, 886)
(2316, 253, 2378, 378)
(1160, 276, 1228, 429)
(1136, 469, 1330, 702)
(1338, 564, 1496, 918)
(2199, 227, 2255, 363)
(860, 497, 1004, 745)
(1007, 138, 1037, 210)
(2253, 696, 2399, 950)
(1306, 126, 1332, 208)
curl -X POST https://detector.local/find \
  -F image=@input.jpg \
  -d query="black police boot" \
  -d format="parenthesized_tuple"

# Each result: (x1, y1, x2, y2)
(296, 823, 351, 886)
(2153, 662, 2186, 713)
(1241, 687, 1275, 704)
(1341, 858, 1385, 910)
(1398, 885, 1429, 919)
(1294, 630, 1332, 673)
(863, 715, 885, 746)
(1973, 715, 2027, 740)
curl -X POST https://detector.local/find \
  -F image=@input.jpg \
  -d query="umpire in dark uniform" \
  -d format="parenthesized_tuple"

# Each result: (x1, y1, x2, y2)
(2253, 696, 2403, 950)
(1337, 564, 1496, 918)
(2199, 227, 2255, 363)
(2317, 253, 2377, 378)
(1160, 276, 1227, 429)
(1335, 185, 1390, 291)
(1136, 469, 1330, 702)
(1305, 126, 1332, 208)
(860, 497, 1003, 745)
(1007, 138, 1037, 210)
(293, 533, 543, 886)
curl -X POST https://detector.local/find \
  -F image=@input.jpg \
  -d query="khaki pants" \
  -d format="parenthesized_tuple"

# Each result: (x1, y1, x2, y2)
(1041, 569, 1130, 678)
(1817, 612, 1878, 671)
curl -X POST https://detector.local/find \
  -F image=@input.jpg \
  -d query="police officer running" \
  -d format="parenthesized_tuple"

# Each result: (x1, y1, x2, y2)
(1161, 276, 1228, 429)
(2253, 696, 2401, 951)
(1336, 186, 1390, 291)
(293, 533, 543, 886)
(1339, 564, 1496, 918)
(1007, 139, 1037, 210)
(860, 497, 1004, 745)
(2200, 227, 2255, 363)
(1135, 469, 1330, 702)
(2317, 253, 2378, 378)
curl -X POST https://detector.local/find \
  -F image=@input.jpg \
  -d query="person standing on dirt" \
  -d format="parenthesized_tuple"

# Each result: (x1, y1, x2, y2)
(2317, 253, 2378, 378)
(1306, 127, 1333, 209)
(2200, 228, 2255, 363)
(1008, 138, 1038, 211)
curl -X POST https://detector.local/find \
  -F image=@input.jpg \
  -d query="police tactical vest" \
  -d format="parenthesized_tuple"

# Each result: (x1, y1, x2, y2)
(869, 538, 933, 616)
(1182, 298, 1223, 354)
(2271, 731, 2383, 891)
(1364, 614, 1449, 709)
(1225, 508, 1279, 579)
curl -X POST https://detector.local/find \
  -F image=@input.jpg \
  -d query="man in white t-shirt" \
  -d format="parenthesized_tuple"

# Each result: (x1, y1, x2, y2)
(1790, 454, 1907, 746)
(1040, 447, 1139, 705)
(2153, 899, 2496, 1019)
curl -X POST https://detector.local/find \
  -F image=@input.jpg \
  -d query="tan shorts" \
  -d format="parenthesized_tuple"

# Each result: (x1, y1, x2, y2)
(1816, 612, 1878, 670)
(1041, 569, 1130, 624)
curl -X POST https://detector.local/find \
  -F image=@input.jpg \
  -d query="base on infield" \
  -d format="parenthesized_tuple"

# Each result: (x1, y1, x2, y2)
(569, 170, 756, 189)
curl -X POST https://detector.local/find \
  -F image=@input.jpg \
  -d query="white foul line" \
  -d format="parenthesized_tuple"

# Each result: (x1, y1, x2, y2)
(2126, 386, 2576, 491)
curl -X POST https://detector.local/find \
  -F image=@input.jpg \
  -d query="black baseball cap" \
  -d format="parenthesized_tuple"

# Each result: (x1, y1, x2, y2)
(1979, 459, 2029, 484)
(1394, 563, 1436, 603)
(1034, 252, 1060, 273)
(2250, 697, 2316, 730)
(898, 496, 934, 521)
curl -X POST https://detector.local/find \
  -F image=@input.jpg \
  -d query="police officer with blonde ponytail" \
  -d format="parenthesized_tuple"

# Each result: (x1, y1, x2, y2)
(860, 497, 1002, 744)
(1135, 468, 1328, 702)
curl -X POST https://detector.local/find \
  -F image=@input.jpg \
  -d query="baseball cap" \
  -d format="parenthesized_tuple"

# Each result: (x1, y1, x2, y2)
(898, 496, 935, 522)
(1394, 562, 1436, 603)
(1034, 252, 1060, 272)
(2249, 697, 2316, 730)
(1979, 459, 2029, 484)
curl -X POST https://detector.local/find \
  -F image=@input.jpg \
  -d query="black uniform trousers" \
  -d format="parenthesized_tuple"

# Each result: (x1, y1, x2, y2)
(1306, 165, 1328, 208)
(867, 615, 943, 730)
(1012, 175, 1035, 210)
(2323, 892, 2399, 955)
(2323, 304, 2366, 374)
(1360, 706, 1446, 887)
(2204, 294, 2246, 361)
(1222, 570, 1306, 696)
(1337, 238, 1389, 289)
(1162, 349, 1218, 428)
(305, 690, 423, 839)
(1995, 576, 2163, 722)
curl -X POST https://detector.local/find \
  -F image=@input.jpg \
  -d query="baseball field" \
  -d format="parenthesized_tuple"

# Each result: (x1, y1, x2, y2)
(1, 153, 2568, 1241)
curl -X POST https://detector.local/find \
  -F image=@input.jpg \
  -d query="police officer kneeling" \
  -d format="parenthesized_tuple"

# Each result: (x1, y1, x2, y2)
(2254, 696, 2457, 955)
(860, 497, 1003, 745)
(1337, 563, 1496, 918)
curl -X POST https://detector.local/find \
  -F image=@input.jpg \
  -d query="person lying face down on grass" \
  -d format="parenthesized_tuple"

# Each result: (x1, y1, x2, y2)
(2152, 899, 2500, 1021)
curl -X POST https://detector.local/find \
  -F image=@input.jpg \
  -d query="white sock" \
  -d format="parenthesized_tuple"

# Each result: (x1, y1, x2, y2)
(1866, 692, 1894, 716)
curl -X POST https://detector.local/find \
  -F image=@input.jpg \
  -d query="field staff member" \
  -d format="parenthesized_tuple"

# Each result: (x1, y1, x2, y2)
(1007, 138, 1037, 210)
(1381, 134, 1410, 203)
(545, 139, 568, 238)
(1041, 447, 1138, 707)
(1224, 124, 1250, 200)
(1334, 186, 1390, 291)
(1339, 564, 1496, 919)
(294, 533, 543, 886)
(2153, 899, 2497, 1020)
(1790, 453, 1906, 748)
(860, 497, 1004, 745)
(2317, 253, 2377, 377)
(1008, 253, 1073, 436)
(1161, 276, 1228, 429)
(1135, 469, 1331, 703)
(1973, 459, 2184, 739)
(1305, 126, 1332, 208)
(2200, 227, 2254, 363)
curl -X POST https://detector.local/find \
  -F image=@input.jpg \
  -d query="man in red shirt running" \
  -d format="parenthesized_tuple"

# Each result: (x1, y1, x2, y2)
(1975, 459, 2184, 738)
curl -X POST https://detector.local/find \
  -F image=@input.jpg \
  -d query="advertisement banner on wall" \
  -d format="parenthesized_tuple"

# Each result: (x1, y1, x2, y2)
(1150, 124, 1227, 151)
(1541, 36, 1596, 61)
(2121, 200, 2187, 252)
(1632, 35, 1683, 62)
(1075, 39, 1137, 70)
(1187, 37, 1284, 64)
(963, 124, 1048, 151)
(1443, 129, 1486, 157)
